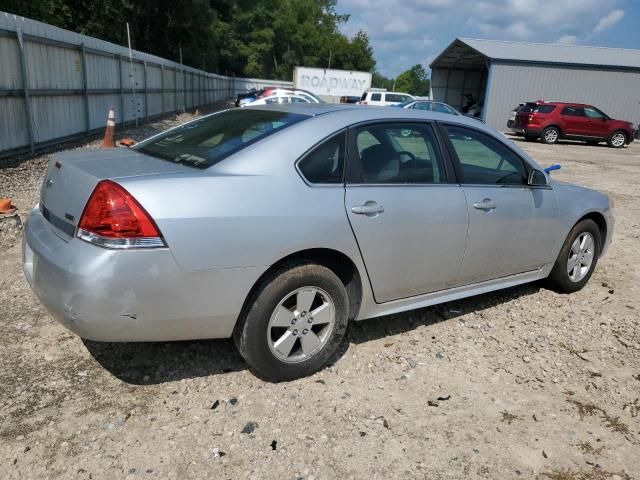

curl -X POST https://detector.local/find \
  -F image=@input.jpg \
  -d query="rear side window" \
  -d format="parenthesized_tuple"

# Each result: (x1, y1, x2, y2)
(432, 103, 457, 115)
(534, 105, 555, 113)
(521, 103, 555, 114)
(413, 102, 431, 111)
(445, 125, 528, 185)
(386, 94, 406, 103)
(136, 109, 308, 168)
(298, 133, 346, 184)
(561, 106, 585, 116)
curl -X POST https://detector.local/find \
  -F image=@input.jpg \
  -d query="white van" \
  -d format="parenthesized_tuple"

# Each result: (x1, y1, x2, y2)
(358, 90, 415, 106)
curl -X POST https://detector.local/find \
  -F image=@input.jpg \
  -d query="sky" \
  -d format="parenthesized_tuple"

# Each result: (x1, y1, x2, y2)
(337, 0, 640, 77)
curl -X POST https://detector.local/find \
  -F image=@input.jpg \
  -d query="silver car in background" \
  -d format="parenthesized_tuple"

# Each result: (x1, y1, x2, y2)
(23, 104, 613, 381)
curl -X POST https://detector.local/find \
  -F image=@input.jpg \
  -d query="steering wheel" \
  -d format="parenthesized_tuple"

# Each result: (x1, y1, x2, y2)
(396, 150, 417, 163)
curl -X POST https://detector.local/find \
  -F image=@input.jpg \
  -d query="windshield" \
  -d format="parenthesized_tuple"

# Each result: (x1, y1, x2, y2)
(135, 109, 309, 168)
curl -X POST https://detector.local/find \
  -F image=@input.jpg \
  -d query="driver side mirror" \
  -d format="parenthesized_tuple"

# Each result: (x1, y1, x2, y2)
(528, 169, 547, 186)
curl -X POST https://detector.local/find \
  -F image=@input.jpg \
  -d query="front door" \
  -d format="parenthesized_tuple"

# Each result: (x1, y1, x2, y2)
(560, 106, 591, 136)
(442, 124, 559, 285)
(345, 122, 468, 303)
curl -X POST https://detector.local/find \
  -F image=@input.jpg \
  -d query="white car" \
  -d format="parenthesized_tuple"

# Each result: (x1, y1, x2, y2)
(265, 89, 322, 103)
(358, 91, 414, 106)
(241, 94, 312, 107)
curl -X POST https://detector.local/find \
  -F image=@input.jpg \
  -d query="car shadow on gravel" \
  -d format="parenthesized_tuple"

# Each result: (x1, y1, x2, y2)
(347, 283, 541, 344)
(84, 283, 541, 385)
(83, 338, 246, 385)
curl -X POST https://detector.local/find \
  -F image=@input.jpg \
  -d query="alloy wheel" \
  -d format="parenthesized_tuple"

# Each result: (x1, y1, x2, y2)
(544, 128, 558, 143)
(611, 132, 625, 147)
(267, 287, 335, 363)
(567, 232, 595, 282)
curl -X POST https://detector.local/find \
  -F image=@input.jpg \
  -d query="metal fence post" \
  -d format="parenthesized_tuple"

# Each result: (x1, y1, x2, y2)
(118, 55, 125, 125)
(174, 67, 178, 113)
(16, 28, 35, 153)
(160, 64, 165, 114)
(143, 60, 149, 121)
(80, 42, 90, 133)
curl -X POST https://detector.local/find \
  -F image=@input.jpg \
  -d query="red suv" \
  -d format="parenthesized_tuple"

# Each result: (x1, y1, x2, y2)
(510, 101, 636, 148)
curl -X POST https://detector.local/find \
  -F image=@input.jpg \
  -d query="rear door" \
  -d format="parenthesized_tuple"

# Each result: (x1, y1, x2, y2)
(344, 121, 468, 302)
(441, 124, 559, 285)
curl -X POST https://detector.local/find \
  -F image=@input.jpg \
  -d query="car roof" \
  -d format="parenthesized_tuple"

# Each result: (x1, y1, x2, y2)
(532, 101, 591, 107)
(241, 103, 480, 125)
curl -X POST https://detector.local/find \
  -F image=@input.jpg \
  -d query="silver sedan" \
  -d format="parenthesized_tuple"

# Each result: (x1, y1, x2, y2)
(23, 104, 613, 381)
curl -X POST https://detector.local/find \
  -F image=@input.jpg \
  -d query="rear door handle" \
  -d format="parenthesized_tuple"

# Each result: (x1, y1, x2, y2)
(351, 201, 385, 216)
(473, 198, 497, 211)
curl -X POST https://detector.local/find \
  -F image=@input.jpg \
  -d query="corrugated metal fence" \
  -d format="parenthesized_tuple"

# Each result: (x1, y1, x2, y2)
(0, 11, 292, 158)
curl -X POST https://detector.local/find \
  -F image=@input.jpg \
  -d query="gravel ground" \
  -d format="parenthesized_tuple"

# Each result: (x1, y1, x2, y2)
(1, 117, 639, 480)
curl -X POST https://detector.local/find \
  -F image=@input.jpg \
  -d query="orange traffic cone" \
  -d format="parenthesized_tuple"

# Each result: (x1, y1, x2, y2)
(102, 107, 116, 148)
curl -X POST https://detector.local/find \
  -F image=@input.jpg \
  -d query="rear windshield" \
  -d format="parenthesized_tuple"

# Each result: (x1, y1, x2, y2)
(520, 103, 556, 114)
(135, 109, 309, 168)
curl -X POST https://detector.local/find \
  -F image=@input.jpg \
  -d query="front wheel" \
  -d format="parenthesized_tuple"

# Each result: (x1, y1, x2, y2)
(546, 219, 601, 293)
(540, 126, 560, 144)
(607, 131, 627, 148)
(234, 263, 349, 382)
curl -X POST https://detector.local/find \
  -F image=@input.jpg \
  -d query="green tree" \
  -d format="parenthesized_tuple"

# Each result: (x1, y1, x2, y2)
(394, 64, 431, 96)
(0, 0, 378, 80)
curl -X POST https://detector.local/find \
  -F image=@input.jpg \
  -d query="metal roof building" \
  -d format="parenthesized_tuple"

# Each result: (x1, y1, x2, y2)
(429, 38, 640, 130)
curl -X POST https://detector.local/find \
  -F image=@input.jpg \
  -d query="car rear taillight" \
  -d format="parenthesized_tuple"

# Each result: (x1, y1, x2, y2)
(77, 180, 165, 249)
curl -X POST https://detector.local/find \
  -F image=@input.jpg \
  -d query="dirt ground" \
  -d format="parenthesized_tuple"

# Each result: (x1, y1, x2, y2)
(1, 116, 639, 480)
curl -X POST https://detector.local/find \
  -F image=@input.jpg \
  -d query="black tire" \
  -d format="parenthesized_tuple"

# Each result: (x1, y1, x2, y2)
(546, 219, 601, 293)
(607, 130, 627, 148)
(540, 126, 560, 144)
(234, 262, 349, 382)
(524, 134, 537, 142)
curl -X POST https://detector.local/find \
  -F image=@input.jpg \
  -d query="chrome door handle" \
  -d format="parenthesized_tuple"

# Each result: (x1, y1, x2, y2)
(351, 201, 385, 216)
(473, 198, 497, 211)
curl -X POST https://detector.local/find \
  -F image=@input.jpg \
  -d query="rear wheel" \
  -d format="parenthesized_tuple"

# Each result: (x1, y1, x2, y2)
(234, 263, 349, 381)
(546, 219, 601, 293)
(607, 130, 626, 148)
(540, 126, 560, 144)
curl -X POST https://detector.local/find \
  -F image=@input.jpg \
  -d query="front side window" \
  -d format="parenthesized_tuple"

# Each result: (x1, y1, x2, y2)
(135, 109, 308, 169)
(351, 123, 445, 184)
(371, 93, 382, 102)
(445, 125, 528, 185)
(298, 133, 346, 184)
(584, 107, 606, 119)
(561, 106, 585, 117)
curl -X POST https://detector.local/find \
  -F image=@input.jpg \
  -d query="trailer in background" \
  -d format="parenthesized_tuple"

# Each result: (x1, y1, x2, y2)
(293, 67, 372, 103)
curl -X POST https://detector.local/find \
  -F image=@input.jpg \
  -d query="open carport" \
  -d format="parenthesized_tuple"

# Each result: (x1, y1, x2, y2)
(430, 38, 640, 130)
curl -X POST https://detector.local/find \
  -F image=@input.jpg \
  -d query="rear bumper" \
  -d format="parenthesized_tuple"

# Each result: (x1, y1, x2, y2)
(509, 126, 541, 136)
(23, 206, 265, 342)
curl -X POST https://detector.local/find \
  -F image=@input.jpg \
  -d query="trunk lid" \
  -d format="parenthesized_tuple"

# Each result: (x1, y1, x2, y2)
(40, 148, 188, 238)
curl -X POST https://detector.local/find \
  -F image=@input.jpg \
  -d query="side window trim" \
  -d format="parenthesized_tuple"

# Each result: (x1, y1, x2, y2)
(295, 129, 348, 186)
(345, 120, 457, 185)
(438, 122, 538, 187)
